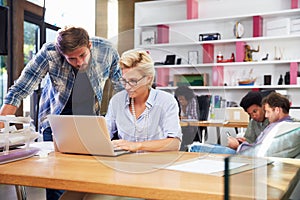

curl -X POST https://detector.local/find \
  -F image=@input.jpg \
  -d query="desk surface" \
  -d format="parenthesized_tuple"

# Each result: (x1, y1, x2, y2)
(0, 151, 299, 200)
(180, 120, 249, 128)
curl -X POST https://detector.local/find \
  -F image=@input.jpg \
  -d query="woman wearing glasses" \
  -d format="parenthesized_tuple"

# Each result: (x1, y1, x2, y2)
(59, 50, 182, 200)
(106, 49, 182, 152)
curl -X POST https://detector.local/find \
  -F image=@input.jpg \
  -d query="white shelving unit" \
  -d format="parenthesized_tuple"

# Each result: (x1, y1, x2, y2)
(135, 0, 300, 111)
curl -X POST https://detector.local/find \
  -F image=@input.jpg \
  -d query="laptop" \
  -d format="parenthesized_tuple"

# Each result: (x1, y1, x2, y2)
(47, 115, 130, 156)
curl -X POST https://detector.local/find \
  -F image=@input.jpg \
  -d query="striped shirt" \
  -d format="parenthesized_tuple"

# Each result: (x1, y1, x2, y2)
(4, 37, 123, 132)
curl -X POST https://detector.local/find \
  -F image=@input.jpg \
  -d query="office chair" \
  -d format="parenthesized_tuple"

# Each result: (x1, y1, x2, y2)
(195, 95, 211, 142)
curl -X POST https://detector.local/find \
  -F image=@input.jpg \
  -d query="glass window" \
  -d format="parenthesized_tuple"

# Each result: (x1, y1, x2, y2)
(44, 0, 95, 36)
(23, 21, 40, 117)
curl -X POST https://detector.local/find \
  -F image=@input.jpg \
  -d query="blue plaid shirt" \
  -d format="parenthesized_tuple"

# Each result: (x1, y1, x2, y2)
(4, 37, 123, 132)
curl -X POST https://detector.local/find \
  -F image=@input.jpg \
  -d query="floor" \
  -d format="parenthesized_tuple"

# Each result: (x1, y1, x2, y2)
(0, 184, 46, 200)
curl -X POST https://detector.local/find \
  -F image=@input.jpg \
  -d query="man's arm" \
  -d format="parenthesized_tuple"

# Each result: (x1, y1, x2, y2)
(0, 104, 18, 116)
(0, 104, 18, 128)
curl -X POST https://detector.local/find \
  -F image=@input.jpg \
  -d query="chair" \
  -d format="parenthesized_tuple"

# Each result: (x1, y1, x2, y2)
(195, 95, 211, 142)
(240, 122, 300, 158)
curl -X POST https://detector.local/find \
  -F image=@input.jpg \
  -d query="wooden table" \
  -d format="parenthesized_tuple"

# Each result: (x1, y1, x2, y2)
(0, 151, 299, 200)
(180, 121, 249, 144)
(180, 121, 248, 128)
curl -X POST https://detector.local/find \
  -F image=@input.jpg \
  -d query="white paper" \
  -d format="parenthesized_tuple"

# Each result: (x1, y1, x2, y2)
(165, 158, 246, 176)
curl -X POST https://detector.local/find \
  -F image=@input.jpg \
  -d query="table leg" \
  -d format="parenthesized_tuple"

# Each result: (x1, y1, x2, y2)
(15, 185, 27, 200)
(216, 127, 221, 144)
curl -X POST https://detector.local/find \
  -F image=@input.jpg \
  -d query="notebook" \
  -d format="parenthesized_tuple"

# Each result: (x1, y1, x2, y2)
(47, 115, 130, 156)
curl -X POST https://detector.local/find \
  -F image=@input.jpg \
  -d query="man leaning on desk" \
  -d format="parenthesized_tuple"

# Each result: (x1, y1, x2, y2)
(190, 92, 300, 157)
(0, 26, 124, 200)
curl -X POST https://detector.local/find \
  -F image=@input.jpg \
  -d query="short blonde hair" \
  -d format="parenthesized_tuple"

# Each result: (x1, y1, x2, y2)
(119, 50, 155, 87)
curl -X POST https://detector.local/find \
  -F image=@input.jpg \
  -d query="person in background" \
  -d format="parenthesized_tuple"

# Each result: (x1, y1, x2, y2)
(0, 26, 123, 200)
(236, 92, 293, 153)
(227, 91, 269, 150)
(190, 92, 294, 155)
(174, 85, 198, 120)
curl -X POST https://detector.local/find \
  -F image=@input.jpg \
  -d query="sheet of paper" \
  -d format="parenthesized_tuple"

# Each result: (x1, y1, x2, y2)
(29, 141, 54, 157)
(165, 158, 247, 176)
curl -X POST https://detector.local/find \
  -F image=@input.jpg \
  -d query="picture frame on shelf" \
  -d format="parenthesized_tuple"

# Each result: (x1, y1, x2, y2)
(188, 51, 198, 65)
(141, 31, 156, 45)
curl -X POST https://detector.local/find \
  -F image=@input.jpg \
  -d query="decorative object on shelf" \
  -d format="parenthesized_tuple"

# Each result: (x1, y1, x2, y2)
(199, 33, 221, 41)
(164, 55, 176, 65)
(278, 74, 283, 85)
(284, 71, 290, 85)
(274, 46, 284, 60)
(264, 74, 272, 85)
(244, 44, 260, 62)
(233, 22, 244, 38)
(238, 69, 256, 86)
(173, 74, 208, 86)
(217, 53, 235, 63)
(216, 52, 223, 63)
(262, 53, 269, 61)
(238, 79, 256, 86)
(188, 51, 198, 65)
(176, 58, 182, 65)
(141, 31, 156, 45)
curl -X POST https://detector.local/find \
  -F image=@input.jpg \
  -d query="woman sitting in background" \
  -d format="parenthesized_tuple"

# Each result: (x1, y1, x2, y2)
(174, 85, 198, 120)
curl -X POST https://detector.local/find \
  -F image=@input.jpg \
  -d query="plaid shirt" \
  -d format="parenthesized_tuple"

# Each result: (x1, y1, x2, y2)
(4, 37, 123, 132)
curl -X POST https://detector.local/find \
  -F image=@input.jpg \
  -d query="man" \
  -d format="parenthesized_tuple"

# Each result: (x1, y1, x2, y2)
(237, 92, 293, 153)
(190, 92, 293, 155)
(227, 91, 269, 150)
(0, 26, 123, 138)
(0, 26, 123, 200)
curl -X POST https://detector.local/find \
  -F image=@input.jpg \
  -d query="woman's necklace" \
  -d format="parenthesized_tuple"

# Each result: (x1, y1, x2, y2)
(131, 97, 148, 142)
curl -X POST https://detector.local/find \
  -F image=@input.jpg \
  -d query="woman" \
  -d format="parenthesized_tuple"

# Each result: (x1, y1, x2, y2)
(59, 50, 182, 200)
(107, 50, 182, 152)
(174, 86, 198, 120)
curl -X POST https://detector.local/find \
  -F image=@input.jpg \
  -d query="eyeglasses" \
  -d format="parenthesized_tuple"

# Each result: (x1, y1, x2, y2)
(119, 76, 145, 87)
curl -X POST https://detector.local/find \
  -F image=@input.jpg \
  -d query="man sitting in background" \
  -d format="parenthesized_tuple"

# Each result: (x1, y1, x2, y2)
(190, 92, 296, 157)
(227, 91, 269, 150)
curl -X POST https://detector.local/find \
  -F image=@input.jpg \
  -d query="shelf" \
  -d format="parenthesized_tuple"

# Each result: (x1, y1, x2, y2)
(157, 85, 300, 90)
(138, 35, 300, 48)
(138, 8, 300, 27)
(154, 60, 300, 68)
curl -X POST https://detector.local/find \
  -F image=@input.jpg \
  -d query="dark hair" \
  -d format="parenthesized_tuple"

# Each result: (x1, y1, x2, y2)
(55, 26, 90, 54)
(174, 86, 195, 101)
(262, 92, 290, 114)
(240, 91, 262, 112)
